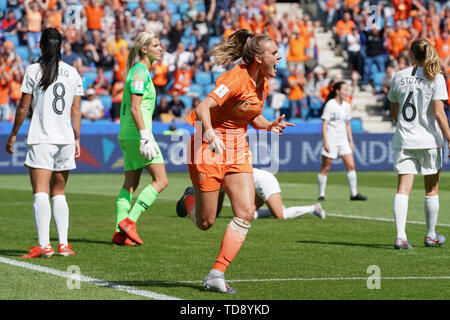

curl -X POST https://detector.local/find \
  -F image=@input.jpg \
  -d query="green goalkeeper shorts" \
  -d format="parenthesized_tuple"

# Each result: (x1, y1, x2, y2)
(119, 139, 164, 171)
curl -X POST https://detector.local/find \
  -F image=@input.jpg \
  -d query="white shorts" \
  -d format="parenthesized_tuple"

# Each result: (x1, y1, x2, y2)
(253, 169, 281, 201)
(25, 144, 76, 171)
(393, 148, 442, 175)
(321, 141, 352, 159)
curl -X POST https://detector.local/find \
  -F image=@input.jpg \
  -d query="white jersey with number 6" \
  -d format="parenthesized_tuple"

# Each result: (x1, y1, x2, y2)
(20, 61, 84, 145)
(388, 66, 448, 149)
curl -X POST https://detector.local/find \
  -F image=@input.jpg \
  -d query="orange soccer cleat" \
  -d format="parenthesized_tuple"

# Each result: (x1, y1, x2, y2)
(58, 243, 75, 256)
(112, 231, 139, 246)
(21, 245, 54, 258)
(118, 218, 143, 245)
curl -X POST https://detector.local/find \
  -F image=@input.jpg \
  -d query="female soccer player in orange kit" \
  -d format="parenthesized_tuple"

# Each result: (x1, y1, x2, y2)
(176, 29, 294, 293)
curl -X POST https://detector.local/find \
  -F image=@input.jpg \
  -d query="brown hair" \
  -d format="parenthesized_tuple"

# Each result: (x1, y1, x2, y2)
(209, 29, 273, 67)
(410, 38, 442, 81)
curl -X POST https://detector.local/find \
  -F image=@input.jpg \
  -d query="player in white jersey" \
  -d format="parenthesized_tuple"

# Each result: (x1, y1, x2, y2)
(317, 81, 367, 201)
(5, 28, 83, 258)
(388, 38, 450, 249)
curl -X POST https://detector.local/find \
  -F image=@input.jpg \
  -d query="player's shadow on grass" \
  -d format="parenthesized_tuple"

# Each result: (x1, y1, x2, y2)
(297, 239, 392, 250)
(117, 280, 204, 292)
(0, 249, 28, 257)
(51, 237, 112, 246)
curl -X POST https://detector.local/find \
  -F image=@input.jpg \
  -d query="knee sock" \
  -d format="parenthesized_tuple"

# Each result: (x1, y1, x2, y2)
(282, 205, 316, 219)
(116, 188, 132, 231)
(318, 174, 327, 197)
(33, 192, 51, 248)
(424, 195, 439, 238)
(346, 170, 358, 197)
(52, 195, 69, 246)
(128, 184, 159, 223)
(184, 193, 197, 226)
(213, 217, 251, 273)
(393, 193, 409, 239)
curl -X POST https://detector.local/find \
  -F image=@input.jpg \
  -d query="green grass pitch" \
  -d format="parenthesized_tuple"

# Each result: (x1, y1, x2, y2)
(0, 171, 449, 300)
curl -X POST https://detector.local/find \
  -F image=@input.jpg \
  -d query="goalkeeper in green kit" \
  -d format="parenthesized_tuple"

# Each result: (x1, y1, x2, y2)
(112, 32, 169, 246)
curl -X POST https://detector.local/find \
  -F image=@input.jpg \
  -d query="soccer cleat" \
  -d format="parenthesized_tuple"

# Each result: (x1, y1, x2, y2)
(313, 203, 326, 219)
(317, 196, 325, 201)
(394, 238, 414, 250)
(176, 186, 194, 218)
(57, 243, 75, 256)
(118, 217, 143, 245)
(424, 233, 446, 247)
(21, 245, 54, 258)
(112, 231, 139, 246)
(350, 193, 368, 201)
(203, 272, 236, 294)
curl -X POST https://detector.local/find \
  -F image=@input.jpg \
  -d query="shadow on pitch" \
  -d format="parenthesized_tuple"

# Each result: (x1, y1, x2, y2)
(297, 239, 392, 250)
(53, 238, 112, 246)
(116, 280, 204, 292)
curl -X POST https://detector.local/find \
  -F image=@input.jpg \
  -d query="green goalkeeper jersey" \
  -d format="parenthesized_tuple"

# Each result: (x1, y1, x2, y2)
(118, 62, 156, 141)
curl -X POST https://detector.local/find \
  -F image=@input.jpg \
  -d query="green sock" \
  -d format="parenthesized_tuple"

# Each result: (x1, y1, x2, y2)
(116, 188, 132, 232)
(128, 184, 159, 223)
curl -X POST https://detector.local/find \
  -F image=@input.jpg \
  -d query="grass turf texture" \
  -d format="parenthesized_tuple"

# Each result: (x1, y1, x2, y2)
(0, 171, 449, 300)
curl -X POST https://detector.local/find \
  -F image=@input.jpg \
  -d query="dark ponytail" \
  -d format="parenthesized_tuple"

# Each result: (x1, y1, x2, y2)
(38, 28, 62, 91)
(320, 80, 345, 115)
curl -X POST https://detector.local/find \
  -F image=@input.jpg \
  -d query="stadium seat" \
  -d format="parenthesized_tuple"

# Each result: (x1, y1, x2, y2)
(31, 47, 41, 60)
(145, 1, 159, 12)
(262, 106, 275, 121)
(371, 72, 385, 92)
(16, 46, 29, 62)
(212, 72, 223, 83)
(171, 13, 181, 25)
(83, 71, 97, 89)
(178, 2, 189, 14)
(350, 118, 363, 132)
(204, 84, 215, 95)
(4, 34, 19, 48)
(179, 95, 193, 108)
(307, 96, 322, 118)
(189, 84, 204, 97)
(0, 1, 6, 10)
(209, 36, 220, 49)
(166, 1, 178, 13)
(126, 1, 139, 12)
(104, 70, 113, 82)
(196, 2, 206, 12)
(194, 71, 212, 85)
(99, 95, 112, 111)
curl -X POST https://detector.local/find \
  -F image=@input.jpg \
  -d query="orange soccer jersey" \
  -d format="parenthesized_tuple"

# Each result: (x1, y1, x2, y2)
(187, 64, 270, 191)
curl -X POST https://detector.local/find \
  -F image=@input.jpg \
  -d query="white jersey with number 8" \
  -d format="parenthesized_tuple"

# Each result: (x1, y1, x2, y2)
(388, 66, 448, 149)
(20, 61, 84, 145)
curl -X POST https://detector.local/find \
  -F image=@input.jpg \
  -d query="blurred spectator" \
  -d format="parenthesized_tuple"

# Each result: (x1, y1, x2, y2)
(62, 41, 82, 67)
(333, 11, 355, 56)
(93, 67, 111, 95)
(81, 42, 100, 69)
(1, 11, 18, 34)
(81, 88, 105, 121)
(154, 96, 174, 123)
(114, 44, 128, 82)
(95, 41, 115, 71)
(174, 42, 194, 69)
(9, 69, 23, 115)
(347, 26, 364, 77)
(286, 25, 309, 70)
(44, 1, 66, 31)
(24, 0, 45, 54)
(168, 19, 184, 52)
(108, 29, 129, 56)
(361, 26, 386, 91)
(191, 10, 214, 51)
(82, 0, 103, 43)
(152, 58, 169, 95)
(0, 52, 12, 121)
(387, 20, 412, 59)
(161, 42, 176, 79)
(168, 91, 186, 119)
(169, 63, 194, 96)
(145, 11, 163, 35)
(381, 65, 395, 117)
(110, 76, 124, 122)
(286, 66, 306, 119)
(182, 0, 199, 22)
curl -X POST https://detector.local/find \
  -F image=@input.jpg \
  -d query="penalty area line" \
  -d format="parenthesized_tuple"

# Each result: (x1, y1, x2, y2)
(0, 256, 181, 300)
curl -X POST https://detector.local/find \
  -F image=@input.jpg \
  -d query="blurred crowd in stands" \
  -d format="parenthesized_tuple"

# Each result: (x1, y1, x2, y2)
(0, 0, 449, 125)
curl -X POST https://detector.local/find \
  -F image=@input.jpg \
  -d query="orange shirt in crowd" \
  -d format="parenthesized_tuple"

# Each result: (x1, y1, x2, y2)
(114, 50, 127, 82)
(239, 14, 253, 31)
(47, 0, 58, 9)
(436, 36, 450, 59)
(169, 68, 194, 95)
(9, 77, 22, 102)
(111, 81, 124, 103)
(286, 35, 309, 63)
(392, 0, 412, 21)
(0, 76, 9, 105)
(447, 77, 450, 105)
(251, 19, 265, 35)
(388, 28, 410, 57)
(152, 63, 169, 87)
(335, 19, 355, 38)
(48, 10, 63, 30)
(86, 4, 102, 30)
(287, 75, 305, 101)
(27, 10, 42, 32)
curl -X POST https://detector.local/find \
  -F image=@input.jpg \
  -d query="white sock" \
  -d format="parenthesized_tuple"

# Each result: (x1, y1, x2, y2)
(393, 193, 409, 239)
(346, 170, 358, 197)
(189, 209, 197, 226)
(318, 174, 327, 197)
(33, 192, 51, 248)
(254, 208, 273, 219)
(424, 195, 439, 238)
(282, 206, 315, 219)
(52, 195, 69, 246)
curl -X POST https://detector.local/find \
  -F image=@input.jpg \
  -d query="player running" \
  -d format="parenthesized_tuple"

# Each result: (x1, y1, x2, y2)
(5, 28, 83, 258)
(176, 29, 294, 293)
(388, 38, 450, 249)
(112, 32, 168, 246)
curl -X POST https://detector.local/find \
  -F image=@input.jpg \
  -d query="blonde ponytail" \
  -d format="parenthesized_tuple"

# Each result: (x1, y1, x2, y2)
(410, 38, 442, 81)
(125, 31, 156, 74)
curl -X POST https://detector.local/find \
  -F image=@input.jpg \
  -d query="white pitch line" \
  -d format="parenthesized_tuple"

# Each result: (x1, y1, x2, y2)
(0, 256, 181, 300)
(326, 213, 450, 228)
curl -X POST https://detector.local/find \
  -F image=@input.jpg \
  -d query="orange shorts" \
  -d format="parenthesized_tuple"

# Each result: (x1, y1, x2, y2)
(187, 134, 253, 191)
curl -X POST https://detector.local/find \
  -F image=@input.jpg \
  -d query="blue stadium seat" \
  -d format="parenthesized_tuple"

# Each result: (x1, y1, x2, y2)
(179, 95, 193, 108)
(100, 95, 112, 111)
(171, 13, 181, 25)
(196, 2, 206, 12)
(83, 71, 97, 89)
(189, 83, 204, 96)
(350, 118, 363, 132)
(16, 46, 29, 62)
(371, 72, 385, 91)
(145, 2, 159, 12)
(208, 36, 220, 49)
(31, 47, 41, 60)
(307, 96, 322, 118)
(0, 1, 6, 10)
(104, 70, 113, 82)
(166, 1, 178, 13)
(262, 106, 276, 121)
(194, 71, 212, 85)
(4, 34, 19, 48)
(178, 2, 189, 14)
(212, 72, 223, 83)
(126, 1, 139, 12)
